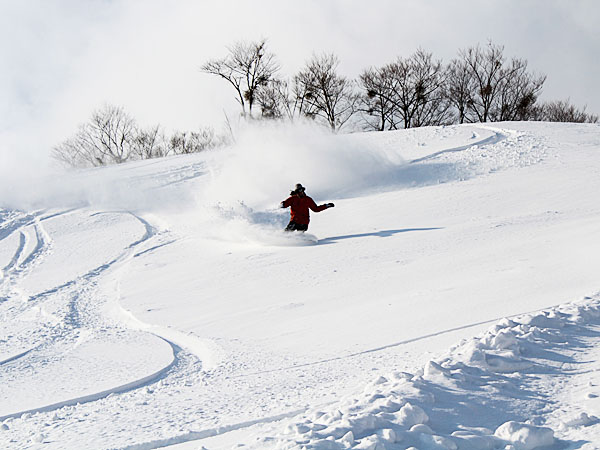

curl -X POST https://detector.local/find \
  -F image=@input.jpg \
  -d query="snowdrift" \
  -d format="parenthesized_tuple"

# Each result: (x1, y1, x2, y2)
(254, 297, 600, 449)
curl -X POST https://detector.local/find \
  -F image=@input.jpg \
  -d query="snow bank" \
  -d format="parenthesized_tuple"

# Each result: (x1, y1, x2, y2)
(251, 295, 600, 449)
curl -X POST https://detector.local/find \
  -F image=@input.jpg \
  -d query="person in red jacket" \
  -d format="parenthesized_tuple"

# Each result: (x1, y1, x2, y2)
(280, 183, 334, 231)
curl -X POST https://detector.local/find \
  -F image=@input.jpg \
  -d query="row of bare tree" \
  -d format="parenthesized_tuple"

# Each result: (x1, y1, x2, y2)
(52, 104, 226, 168)
(54, 40, 597, 168)
(202, 40, 598, 132)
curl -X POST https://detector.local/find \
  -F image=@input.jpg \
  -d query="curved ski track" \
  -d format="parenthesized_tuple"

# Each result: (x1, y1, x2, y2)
(0, 208, 205, 425)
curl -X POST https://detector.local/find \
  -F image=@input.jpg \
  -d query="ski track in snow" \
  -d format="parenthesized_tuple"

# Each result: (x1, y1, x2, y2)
(1, 209, 81, 284)
(408, 129, 509, 164)
(231, 302, 570, 380)
(19, 221, 51, 272)
(0, 353, 178, 422)
(1, 231, 26, 286)
(0, 211, 41, 243)
(0, 348, 33, 367)
(0, 208, 202, 427)
(120, 409, 309, 450)
(0, 215, 55, 316)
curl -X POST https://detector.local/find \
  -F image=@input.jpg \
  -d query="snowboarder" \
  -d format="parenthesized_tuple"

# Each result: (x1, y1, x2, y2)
(280, 183, 334, 231)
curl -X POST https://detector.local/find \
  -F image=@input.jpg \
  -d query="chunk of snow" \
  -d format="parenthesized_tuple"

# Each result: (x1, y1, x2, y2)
(419, 433, 458, 449)
(373, 376, 388, 385)
(345, 413, 384, 435)
(490, 329, 519, 350)
(395, 402, 429, 427)
(494, 421, 554, 449)
(410, 423, 434, 434)
(376, 428, 397, 442)
(392, 371, 414, 381)
(450, 433, 498, 449)
(340, 430, 355, 446)
(424, 360, 451, 379)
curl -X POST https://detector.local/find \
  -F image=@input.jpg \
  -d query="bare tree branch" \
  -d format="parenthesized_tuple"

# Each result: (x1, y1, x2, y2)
(359, 49, 450, 130)
(201, 39, 280, 117)
(537, 99, 599, 123)
(293, 53, 359, 131)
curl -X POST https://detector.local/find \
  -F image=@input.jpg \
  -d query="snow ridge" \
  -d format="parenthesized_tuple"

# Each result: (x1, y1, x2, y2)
(256, 296, 600, 449)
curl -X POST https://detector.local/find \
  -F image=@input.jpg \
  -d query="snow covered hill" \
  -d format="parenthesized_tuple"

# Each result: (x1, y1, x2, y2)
(1, 121, 600, 449)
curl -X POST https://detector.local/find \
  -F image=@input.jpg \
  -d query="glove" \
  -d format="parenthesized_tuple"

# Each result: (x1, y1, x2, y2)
(325, 203, 335, 208)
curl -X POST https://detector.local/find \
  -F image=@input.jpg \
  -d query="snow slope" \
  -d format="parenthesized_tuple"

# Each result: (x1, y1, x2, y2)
(1, 121, 600, 449)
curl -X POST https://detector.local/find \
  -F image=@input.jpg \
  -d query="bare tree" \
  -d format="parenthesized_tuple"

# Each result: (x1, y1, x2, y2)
(90, 104, 137, 164)
(459, 42, 507, 123)
(53, 103, 230, 168)
(359, 66, 398, 131)
(132, 125, 170, 160)
(409, 49, 452, 127)
(359, 49, 449, 130)
(446, 58, 475, 124)
(201, 39, 280, 118)
(495, 58, 546, 121)
(52, 104, 137, 167)
(451, 42, 546, 123)
(377, 58, 413, 129)
(168, 128, 223, 155)
(294, 53, 359, 131)
(256, 79, 286, 119)
(255, 78, 300, 120)
(52, 133, 92, 168)
(537, 99, 599, 123)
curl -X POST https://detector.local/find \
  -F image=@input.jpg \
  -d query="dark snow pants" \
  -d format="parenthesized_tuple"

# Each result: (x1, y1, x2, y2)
(285, 221, 308, 232)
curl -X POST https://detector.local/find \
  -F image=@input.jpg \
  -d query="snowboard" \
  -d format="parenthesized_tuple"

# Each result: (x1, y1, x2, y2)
(249, 230, 318, 247)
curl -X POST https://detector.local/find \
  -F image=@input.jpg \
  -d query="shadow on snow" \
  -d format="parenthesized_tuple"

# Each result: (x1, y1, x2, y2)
(319, 227, 442, 244)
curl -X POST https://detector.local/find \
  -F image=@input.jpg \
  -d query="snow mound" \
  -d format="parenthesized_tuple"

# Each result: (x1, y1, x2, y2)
(494, 421, 554, 450)
(250, 295, 600, 449)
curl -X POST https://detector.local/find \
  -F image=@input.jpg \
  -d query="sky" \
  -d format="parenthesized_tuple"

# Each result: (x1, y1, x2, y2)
(1, 0, 599, 173)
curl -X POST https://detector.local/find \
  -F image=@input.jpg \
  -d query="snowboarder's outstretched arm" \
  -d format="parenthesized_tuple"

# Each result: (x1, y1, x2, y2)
(307, 198, 334, 212)
(280, 197, 293, 208)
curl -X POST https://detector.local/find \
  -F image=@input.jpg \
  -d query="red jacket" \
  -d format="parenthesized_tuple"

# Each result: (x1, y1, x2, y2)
(281, 194, 328, 225)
